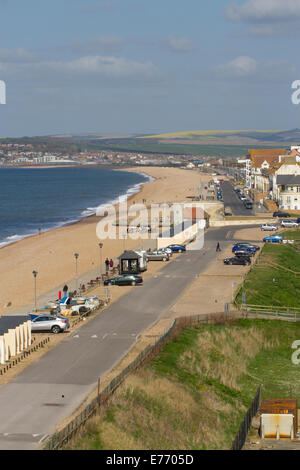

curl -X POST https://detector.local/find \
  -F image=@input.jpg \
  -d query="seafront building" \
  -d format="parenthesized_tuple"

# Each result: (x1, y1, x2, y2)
(244, 146, 300, 211)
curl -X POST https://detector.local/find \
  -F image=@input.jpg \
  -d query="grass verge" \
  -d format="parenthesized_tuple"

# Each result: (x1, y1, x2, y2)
(236, 242, 300, 307)
(64, 319, 300, 450)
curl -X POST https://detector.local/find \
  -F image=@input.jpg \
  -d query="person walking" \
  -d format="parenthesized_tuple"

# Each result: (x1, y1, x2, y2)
(63, 284, 68, 298)
(109, 258, 114, 270)
(216, 242, 221, 252)
(105, 258, 110, 273)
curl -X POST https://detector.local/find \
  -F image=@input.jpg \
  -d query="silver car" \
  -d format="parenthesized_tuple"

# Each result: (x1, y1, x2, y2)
(146, 250, 170, 262)
(30, 314, 70, 334)
(280, 220, 299, 228)
(261, 223, 278, 231)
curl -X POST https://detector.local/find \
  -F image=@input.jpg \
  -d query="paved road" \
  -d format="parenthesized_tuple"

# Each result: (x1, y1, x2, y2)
(0, 225, 259, 450)
(221, 181, 254, 216)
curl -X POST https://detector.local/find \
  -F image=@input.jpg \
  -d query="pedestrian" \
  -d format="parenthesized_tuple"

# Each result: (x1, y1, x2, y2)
(63, 284, 68, 298)
(109, 258, 114, 270)
(216, 242, 221, 252)
(105, 258, 110, 273)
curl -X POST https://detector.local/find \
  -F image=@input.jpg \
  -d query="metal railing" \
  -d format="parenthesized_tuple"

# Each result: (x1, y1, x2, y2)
(239, 304, 300, 322)
(231, 385, 262, 450)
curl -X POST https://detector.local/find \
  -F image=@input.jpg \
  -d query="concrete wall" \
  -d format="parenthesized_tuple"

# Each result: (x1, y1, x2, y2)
(157, 221, 204, 249)
(209, 219, 274, 227)
(0, 320, 32, 365)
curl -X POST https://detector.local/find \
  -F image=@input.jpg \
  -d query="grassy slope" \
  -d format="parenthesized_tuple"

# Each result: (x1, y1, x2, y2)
(66, 320, 300, 450)
(236, 241, 300, 307)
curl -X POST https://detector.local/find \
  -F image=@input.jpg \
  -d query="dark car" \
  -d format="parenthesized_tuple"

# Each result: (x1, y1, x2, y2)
(234, 249, 255, 258)
(243, 200, 253, 209)
(224, 257, 251, 266)
(167, 244, 186, 253)
(104, 274, 143, 286)
(273, 212, 291, 218)
(232, 243, 259, 253)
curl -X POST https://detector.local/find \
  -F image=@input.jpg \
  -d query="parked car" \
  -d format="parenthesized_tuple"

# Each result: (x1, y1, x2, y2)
(224, 256, 251, 266)
(280, 220, 299, 228)
(243, 200, 253, 209)
(261, 223, 278, 231)
(234, 249, 256, 258)
(273, 212, 291, 218)
(161, 247, 173, 256)
(263, 234, 283, 243)
(30, 314, 70, 334)
(104, 274, 143, 286)
(167, 244, 186, 253)
(146, 250, 170, 261)
(232, 243, 259, 253)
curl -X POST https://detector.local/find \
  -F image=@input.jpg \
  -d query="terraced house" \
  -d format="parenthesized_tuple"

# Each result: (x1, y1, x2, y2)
(247, 146, 300, 211)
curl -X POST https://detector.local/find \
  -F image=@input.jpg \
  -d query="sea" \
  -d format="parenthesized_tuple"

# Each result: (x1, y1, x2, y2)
(0, 167, 152, 248)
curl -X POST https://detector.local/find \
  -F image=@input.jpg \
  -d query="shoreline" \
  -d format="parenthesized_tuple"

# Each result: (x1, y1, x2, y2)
(0, 167, 211, 314)
(0, 168, 153, 251)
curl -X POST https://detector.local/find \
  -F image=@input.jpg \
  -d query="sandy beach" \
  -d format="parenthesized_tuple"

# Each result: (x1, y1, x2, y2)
(0, 166, 211, 314)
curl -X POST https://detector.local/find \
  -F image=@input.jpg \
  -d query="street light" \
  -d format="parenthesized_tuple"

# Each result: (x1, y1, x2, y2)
(99, 242, 103, 281)
(74, 253, 79, 292)
(32, 270, 38, 311)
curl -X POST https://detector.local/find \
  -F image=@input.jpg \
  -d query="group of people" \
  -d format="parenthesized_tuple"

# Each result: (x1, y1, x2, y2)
(105, 258, 114, 272)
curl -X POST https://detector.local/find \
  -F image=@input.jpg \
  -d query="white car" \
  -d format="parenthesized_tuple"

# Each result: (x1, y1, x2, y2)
(161, 247, 173, 256)
(261, 223, 278, 231)
(280, 220, 299, 228)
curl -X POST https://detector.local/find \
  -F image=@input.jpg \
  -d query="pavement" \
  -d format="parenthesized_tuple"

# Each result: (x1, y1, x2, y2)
(0, 224, 262, 450)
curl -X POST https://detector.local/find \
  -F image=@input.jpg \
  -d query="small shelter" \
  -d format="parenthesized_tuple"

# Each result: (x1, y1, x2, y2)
(118, 250, 143, 275)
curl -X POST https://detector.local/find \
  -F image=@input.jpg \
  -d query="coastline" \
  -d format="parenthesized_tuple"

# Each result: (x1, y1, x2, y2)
(0, 166, 211, 314)
(0, 167, 152, 250)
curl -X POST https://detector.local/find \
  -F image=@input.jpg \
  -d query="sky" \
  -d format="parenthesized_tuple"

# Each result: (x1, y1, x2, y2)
(0, 0, 300, 137)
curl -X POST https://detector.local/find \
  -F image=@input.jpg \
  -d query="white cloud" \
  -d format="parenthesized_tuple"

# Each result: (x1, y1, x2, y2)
(0, 52, 160, 81)
(166, 36, 196, 53)
(53, 55, 159, 78)
(217, 56, 258, 77)
(215, 55, 297, 82)
(226, 0, 300, 22)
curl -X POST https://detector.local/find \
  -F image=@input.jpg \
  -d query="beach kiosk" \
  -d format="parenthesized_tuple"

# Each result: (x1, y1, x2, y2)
(118, 250, 143, 275)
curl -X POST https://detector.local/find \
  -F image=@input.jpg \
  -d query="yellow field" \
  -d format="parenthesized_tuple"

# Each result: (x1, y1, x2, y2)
(138, 129, 284, 139)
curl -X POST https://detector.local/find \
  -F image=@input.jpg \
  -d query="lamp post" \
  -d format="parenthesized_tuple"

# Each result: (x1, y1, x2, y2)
(74, 253, 79, 292)
(32, 270, 38, 311)
(99, 242, 103, 281)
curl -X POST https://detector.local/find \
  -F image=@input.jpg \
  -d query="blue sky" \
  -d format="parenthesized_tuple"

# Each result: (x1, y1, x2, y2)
(0, 0, 300, 137)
